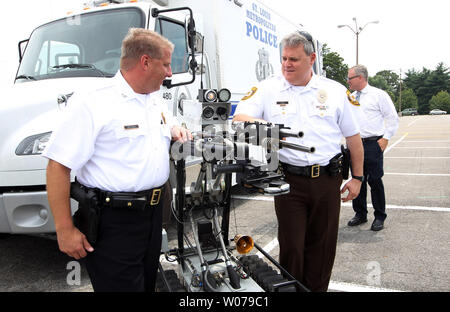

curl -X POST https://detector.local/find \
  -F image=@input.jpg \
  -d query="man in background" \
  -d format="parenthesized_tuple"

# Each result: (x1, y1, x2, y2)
(347, 64, 399, 231)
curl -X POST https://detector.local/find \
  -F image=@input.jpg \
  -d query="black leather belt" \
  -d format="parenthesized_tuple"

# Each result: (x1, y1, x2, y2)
(362, 135, 383, 143)
(282, 162, 329, 178)
(99, 187, 163, 210)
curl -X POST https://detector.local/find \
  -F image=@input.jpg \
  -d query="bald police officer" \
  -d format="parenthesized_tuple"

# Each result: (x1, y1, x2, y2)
(233, 32, 364, 292)
(44, 28, 191, 292)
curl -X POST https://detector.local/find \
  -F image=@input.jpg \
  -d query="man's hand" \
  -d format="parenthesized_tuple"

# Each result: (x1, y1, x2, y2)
(47, 159, 93, 259)
(343, 133, 364, 202)
(56, 225, 94, 260)
(171, 125, 193, 143)
(341, 178, 362, 202)
(377, 138, 388, 151)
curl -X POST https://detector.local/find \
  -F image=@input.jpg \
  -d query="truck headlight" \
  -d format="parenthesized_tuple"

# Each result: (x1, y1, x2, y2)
(15, 131, 52, 155)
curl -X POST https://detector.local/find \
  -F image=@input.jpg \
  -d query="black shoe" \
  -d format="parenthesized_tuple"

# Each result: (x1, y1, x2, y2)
(348, 216, 368, 226)
(371, 219, 384, 231)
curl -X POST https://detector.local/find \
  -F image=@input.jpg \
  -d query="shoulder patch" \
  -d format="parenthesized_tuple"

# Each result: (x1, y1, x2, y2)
(241, 87, 258, 101)
(346, 90, 360, 106)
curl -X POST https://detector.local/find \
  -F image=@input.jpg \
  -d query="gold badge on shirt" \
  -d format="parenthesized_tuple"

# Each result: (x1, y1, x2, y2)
(317, 89, 328, 104)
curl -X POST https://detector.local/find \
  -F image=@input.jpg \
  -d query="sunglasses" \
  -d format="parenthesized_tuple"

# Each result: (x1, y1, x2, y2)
(347, 75, 360, 81)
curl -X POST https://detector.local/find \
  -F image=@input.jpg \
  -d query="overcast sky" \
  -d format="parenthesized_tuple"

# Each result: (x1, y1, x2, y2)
(1, 0, 448, 89)
(259, 0, 449, 76)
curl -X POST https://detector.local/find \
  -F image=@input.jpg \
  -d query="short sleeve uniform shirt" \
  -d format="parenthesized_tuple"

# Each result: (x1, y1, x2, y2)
(42, 71, 173, 192)
(234, 74, 360, 166)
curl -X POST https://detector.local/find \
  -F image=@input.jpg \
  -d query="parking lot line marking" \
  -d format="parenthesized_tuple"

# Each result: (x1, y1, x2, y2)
(384, 133, 408, 154)
(392, 146, 450, 148)
(401, 140, 450, 143)
(407, 118, 421, 127)
(341, 202, 450, 212)
(417, 195, 448, 199)
(328, 281, 403, 292)
(232, 195, 450, 212)
(232, 195, 275, 201)
(384, 172, 450, 177)
(385, 157, 450, 159)
(255, 238, 405, 292)
(256, 237, 279, 258)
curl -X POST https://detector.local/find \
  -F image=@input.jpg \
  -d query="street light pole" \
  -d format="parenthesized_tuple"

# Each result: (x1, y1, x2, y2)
(398, 68, 402, 113)
(338, 18, 379, 65)
(356, 31, 359, 65)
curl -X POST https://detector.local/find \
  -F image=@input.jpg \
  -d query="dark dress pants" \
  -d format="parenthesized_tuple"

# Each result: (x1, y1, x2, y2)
(84, 194, 163, 292)
(352, 140, 387, 221)
(274, 172, 342, 292)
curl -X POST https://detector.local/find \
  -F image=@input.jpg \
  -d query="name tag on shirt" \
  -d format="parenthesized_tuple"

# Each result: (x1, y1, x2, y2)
(276, 101, 291, 115)
(276, 101, 289, 107)
(124, 124, 139, 130)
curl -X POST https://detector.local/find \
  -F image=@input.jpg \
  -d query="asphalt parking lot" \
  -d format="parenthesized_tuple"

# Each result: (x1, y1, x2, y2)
(1, 114, 449, 292)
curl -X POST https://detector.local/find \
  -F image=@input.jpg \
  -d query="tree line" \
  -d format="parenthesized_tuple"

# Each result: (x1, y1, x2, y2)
(322, 44, 450, 114)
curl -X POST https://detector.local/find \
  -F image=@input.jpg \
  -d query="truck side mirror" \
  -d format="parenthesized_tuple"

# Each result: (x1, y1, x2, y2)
(153, 7, 197, 89)
(18, 39, 29, 62)
(185, 16, 198, 74)
(185, 16, 196, 53)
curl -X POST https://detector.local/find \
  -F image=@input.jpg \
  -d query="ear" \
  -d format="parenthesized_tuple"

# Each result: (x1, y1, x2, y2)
(309, 52, 317, 66)
(140, 54, 151, 70)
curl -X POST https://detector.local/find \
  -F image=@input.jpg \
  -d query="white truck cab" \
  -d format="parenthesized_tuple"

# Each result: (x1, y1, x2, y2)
(0, 0, 201, 234)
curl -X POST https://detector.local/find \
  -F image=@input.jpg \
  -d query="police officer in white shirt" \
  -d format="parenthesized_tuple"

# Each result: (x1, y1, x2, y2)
(233, 32, 364, 292)
(43, 28, 192, 292)
(347, 65, 399, 231)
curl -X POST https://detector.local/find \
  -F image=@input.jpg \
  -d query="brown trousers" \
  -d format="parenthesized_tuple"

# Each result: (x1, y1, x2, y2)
(274, 171, 342, 292)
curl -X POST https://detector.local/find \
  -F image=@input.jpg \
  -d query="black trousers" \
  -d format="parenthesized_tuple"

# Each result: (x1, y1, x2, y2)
(274, 172, 342, 292)
(84, 193, 163, 292)
(352, 140, 387, 221)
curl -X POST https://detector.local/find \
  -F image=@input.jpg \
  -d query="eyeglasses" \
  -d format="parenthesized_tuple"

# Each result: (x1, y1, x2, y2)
(347, 75, 360, 81)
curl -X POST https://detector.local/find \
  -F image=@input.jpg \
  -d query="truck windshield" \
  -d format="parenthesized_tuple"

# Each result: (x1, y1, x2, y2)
(16, 8, 144, 82)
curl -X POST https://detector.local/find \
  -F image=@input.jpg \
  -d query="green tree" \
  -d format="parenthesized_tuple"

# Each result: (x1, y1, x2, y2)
(374, 70, 400, 94)
(403, 63, 449, 114)
(427, 63, 450, 95)
(368, 72, 397, 104)
(397, 88, 418, 112)
(403, 67, 433, 114)
(322, 44, 348, 86)
(429, 90, 450, 112)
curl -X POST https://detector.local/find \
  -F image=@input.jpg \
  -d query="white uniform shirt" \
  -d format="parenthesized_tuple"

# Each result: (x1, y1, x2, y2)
(351, 84, 399, 140)
(42, 71, 174, 192)
(234, 74, 360, 166)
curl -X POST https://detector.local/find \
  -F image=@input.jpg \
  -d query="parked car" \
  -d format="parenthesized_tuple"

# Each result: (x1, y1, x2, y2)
(429, 109, 447, 115)
(401, 108, 418, 116)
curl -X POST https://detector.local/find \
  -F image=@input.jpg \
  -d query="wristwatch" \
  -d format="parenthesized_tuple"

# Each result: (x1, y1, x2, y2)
(352, 175, 364, 182)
